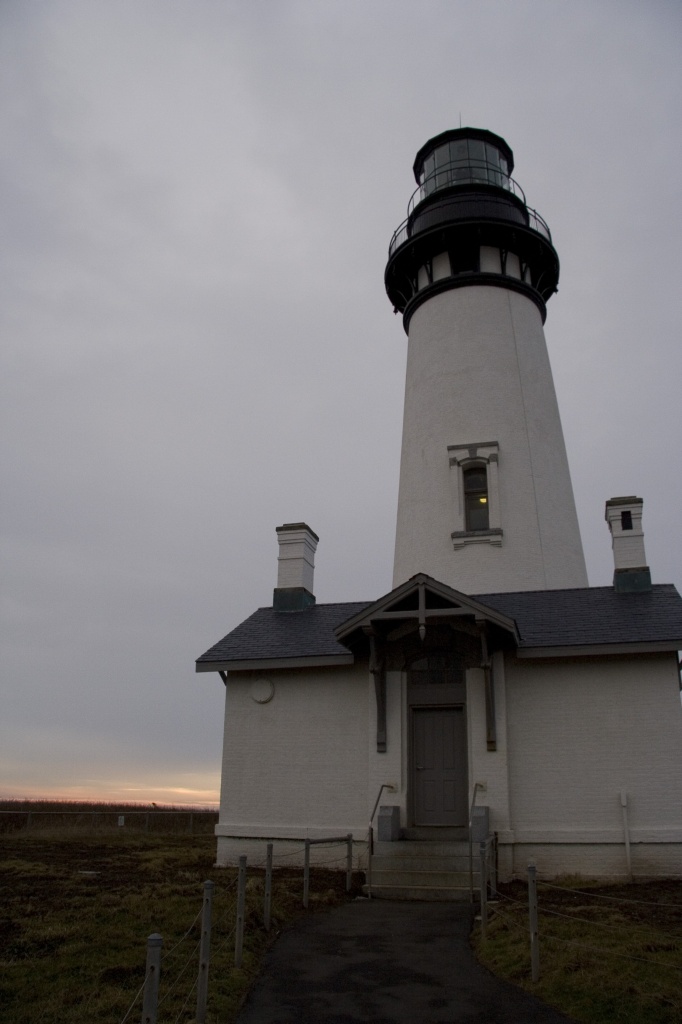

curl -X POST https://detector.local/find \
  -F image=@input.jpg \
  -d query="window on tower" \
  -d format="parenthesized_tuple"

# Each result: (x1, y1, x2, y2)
(463, 466, 490, 531)
(448, 441, 502, 549)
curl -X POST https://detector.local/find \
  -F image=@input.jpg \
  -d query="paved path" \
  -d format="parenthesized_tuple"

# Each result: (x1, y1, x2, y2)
(236, 899, 574, 1023)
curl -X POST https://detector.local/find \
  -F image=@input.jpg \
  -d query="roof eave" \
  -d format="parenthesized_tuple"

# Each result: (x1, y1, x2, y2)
(516, 640, 682, 659)
(196, 653, 356, 673)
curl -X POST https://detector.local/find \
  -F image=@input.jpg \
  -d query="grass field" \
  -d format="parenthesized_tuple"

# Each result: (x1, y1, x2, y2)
(0, 818, 361, 1024)
(473, 878, 682, 1024)
(3, 807, 681, 1023)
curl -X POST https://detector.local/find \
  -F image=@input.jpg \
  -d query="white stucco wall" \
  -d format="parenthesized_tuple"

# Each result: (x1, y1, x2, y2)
(393, 286, 588, 593)
(504, 652, 682, 878)
(216, 661, 370, 865)
(215, 645, 682, 878)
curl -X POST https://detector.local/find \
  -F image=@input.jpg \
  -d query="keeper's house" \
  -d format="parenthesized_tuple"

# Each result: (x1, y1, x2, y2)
(197, 517, 682, 883)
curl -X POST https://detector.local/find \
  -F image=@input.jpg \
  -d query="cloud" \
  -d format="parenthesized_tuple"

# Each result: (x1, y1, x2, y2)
(1, 0, 681, 801)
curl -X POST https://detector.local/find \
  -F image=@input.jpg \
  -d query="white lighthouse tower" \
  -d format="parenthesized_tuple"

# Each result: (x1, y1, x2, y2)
(386, 129, 588, 593)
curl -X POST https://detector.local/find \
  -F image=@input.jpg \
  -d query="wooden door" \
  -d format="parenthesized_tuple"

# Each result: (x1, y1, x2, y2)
(412, 706, 467, 826)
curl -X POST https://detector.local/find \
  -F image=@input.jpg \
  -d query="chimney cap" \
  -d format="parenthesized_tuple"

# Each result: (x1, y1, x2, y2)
(276, 522, 320, 542)
(605, 496, 642, 518)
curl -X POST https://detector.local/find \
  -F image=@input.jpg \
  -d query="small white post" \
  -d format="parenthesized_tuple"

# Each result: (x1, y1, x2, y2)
(345, 834, 353, 892)
(620, 790, 633, 881)
(234, 856, 246, 967)
(489, 833, 497, 895)
(264, 843, 273, 931)
(367, 824, 373, 898)
(141, 933, 162, 1024)
(528, 862, 539, 983)
(195, 880, 213, 1023)
(303, 839, 311, 908)
(479, 841, 488, 940)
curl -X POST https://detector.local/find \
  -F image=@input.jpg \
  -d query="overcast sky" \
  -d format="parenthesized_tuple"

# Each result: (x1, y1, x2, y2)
(2, 1, 681, 805)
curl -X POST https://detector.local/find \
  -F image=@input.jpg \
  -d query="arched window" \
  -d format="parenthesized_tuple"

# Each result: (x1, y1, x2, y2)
(463, 466, 489, 531)
(448, 441, 502, 548)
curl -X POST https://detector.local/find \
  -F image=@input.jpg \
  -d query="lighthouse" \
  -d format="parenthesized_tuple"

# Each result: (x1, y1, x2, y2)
(386, 129, 588, 593)
(199, 125, 682, 886)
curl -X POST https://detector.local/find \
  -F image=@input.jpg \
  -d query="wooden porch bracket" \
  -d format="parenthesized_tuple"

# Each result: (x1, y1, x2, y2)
(477, 620, 497, 751)
(367, 630, 387, 752)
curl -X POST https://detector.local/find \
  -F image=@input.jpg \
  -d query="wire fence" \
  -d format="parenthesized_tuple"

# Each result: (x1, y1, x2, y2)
(0, 808, 218, 835)
(118, 834, 356, 1024)
(477, 857, 682, 986)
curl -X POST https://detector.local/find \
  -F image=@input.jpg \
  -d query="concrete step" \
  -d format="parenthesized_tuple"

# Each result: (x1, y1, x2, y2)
(402, 826, 469, 841)
(371, 853, 470, 872)
(371, 868, 473, 887)
(367, 835, 481, 900)
(362, 883, 473, 901)
(373, 840, 471, 857)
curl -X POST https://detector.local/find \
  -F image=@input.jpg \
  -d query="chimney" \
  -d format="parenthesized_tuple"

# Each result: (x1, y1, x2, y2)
(604, 496, 651, 593)
(273, 523, 319, 611)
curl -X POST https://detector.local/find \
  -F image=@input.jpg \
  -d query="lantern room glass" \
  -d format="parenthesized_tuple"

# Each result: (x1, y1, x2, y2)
(420, 138, 510, 197)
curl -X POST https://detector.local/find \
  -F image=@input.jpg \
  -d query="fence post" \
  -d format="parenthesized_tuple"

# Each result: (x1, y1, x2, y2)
(234, 855, 247, 968)
(195, 880, 214, 1024)
(367, 825, 373, 898)
(528, 862, 540, 982)
(303, 838, 311, 908)
(264, 843, 273, 931)
(346, 834, 353, 892)
(479, 841, 488, 940)
(620, 790, 632, 882)
(26, 809, 32, 830)
(141, 933, 162, 1024)
(188, 812, 194, 835)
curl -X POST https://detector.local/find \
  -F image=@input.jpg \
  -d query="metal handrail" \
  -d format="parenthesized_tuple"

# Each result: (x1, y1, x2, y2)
(303, 834, 354, 906)
(385, 171, 548, 256)
(409, 162, 527, 217)
(527, 208, 552, 241)
(366, 783, 396, 898)
(468, 782, 484, 901)
(388, 200, 551, 257)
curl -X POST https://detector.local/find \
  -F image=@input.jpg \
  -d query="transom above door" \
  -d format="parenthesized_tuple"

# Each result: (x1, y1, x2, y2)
(406, 649, 466, 706)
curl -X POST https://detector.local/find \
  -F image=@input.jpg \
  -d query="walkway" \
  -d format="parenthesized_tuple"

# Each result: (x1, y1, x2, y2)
(236, 899, 574, 1023)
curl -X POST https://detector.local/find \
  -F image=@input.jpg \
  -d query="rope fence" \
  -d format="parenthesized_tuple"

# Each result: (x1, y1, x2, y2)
(118, 833, 357, 1024)
(477, 860, 682, 985)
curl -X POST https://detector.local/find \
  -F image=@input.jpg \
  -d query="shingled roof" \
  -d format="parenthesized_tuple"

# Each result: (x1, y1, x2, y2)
(479, 584, 682, 654)
(196, 584, 682, 671)
(196, 602, 371, 670)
